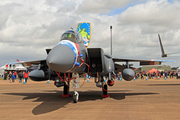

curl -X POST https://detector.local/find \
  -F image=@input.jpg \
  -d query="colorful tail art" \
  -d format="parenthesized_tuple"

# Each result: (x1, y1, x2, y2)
(76, 22, 91, 48)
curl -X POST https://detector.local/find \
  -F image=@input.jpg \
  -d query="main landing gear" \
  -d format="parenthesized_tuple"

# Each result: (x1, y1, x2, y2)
(101, 84, 110, 97)
(62, 83, 70, 97)
(102, 84, 108, 95)
(95, 76, 111, 97)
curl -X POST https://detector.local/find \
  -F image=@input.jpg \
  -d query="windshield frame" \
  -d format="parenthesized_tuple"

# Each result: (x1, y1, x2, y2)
(60, 30, 84, 43)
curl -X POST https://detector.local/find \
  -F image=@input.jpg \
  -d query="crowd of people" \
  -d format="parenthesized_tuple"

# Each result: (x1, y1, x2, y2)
(114, 70, 177, 80)
(3, 71, 29, 83)
(2, 69, 178, 83)
(135, 70, 177, 80)
(116, 72, 122, 80)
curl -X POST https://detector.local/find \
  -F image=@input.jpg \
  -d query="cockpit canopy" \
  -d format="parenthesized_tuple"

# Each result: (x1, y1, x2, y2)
(60, 30, 83, 43)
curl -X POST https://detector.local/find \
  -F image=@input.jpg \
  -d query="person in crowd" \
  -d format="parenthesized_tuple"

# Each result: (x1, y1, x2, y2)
(141, 72, 144, 80)
(150, 72, 153, 79)
(118, 72, 122, 80)
(3, 71, 7, 80)
(157, 72, 160, 80)
(18, 71, 23, 83)
(155, 72, 158, 79)
(161, 71, 164, 77)
(136, 72, 139, 79)
(14, 71, 17, 80)
(12, 72, 16, 83)
(144, 71, 147, 77)
(164, 71, 168, 78)
(24, 71, 29, 83)
(116, 72, 119, 80)
(8, 71, 12, 83)
(148, 72, 151, 79)
(170, 71, 173, 78)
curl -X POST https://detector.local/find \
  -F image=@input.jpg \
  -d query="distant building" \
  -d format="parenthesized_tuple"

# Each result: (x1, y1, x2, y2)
(140, 65, 171, 72)
(171, 67, 178, 71)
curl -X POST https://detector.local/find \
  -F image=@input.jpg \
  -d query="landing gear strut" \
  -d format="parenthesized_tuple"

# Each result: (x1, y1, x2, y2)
(102, 84, 110, 97)
(72, 73, 80, 103)
(102, 84, 108, 95)
(63, 83, 69, 95)
(62, 82, 70, 97)
(94, 74, 110, 97)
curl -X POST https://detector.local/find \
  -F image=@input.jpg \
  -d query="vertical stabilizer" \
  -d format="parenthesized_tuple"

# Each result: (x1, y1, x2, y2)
(158, 34, 167, 57)
(76, 22, 91, 48)
(46, 49, 51, 54)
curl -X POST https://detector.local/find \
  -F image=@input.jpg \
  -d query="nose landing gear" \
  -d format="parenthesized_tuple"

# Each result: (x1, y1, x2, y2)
(73, 89, 79, 103)
(72, 73, 80, 103)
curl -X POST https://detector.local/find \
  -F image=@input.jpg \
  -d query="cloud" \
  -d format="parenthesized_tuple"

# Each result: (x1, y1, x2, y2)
(0, 0, 180, 68)
(76, 0, 149, 15)
(118, 0, 180, 33)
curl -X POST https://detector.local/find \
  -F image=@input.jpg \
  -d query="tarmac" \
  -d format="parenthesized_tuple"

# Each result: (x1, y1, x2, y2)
(0, 77, 180, 120)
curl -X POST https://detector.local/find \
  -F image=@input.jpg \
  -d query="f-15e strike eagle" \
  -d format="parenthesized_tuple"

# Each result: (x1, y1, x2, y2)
(19, 22, 165, 103)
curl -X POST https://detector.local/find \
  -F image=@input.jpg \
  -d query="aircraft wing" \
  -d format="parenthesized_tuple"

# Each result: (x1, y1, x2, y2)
(6, 49, 50, 67)
(21, 49, 52, 66)
(113, 58, 175, 65)
(20, 59, 46, 66)
(6, 61, 25, 65)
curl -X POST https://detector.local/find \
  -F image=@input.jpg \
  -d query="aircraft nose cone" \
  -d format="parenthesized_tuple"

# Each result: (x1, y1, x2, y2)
(46, 45, 75, 72)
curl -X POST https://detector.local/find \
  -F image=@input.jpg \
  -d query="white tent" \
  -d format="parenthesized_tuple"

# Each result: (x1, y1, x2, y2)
(0, 63, 27, 71)
(0, 68, 4, 78)
(177, 67, 180, 72)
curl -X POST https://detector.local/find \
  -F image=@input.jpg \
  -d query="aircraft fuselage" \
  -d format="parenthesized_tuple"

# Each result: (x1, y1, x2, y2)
(46, 30, 87, 74)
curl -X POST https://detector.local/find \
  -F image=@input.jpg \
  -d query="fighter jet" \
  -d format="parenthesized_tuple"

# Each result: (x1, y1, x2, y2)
(21, 23, 165, 103)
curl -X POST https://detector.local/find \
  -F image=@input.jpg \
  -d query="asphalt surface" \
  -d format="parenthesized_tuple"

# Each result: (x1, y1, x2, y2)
(0, 77, 180, 120)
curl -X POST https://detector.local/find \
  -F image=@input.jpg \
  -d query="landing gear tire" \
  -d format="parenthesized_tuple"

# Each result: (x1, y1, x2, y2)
(63, 84, 69, 95)
(102, 84, 108, 95)
(73, 93, 79, 103)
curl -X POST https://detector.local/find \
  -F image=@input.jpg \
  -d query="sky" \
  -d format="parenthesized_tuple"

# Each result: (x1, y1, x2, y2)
(0, 0, 180, 68)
